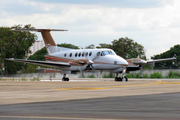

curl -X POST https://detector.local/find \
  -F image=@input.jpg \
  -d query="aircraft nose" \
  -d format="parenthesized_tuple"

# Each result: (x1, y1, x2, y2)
(123, 59, 128, 66)
(117, 57, 128, 66)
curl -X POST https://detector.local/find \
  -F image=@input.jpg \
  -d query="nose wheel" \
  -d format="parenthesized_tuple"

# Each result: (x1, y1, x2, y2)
(115, 77, 128, 82)
(115, 73, 128, 82)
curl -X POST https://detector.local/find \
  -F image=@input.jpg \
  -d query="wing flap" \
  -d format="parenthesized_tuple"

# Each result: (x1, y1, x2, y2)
(5, 58, 71, 68)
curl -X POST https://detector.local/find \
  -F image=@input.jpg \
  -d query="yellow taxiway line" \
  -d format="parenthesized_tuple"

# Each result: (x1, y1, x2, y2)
(54, 81, 180, 91)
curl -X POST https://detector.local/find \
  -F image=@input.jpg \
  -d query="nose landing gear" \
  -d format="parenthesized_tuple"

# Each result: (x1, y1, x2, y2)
(115, 72, 128, 82)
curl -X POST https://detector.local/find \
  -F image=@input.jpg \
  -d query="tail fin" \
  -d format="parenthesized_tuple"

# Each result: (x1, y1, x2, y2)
(11, 29, 68, 54)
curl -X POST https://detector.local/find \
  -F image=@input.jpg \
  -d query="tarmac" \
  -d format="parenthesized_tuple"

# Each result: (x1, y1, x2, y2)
(0, 78, 180, 119)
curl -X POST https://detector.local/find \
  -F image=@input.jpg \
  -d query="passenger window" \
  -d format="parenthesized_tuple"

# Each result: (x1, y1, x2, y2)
(79, 52, 81, 57)
(64, 53, 66, 57)
(89, 52, 92, 56)
(82, 52, 84, 57)
(97, 52, 100, 56)
(86, 52, 88, 56)
(75, 53, 77, 57)
(69, 53, 72, 57)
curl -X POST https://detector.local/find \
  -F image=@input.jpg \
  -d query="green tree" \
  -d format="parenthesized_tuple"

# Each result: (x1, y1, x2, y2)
(28, 47, 47, 61)
(21, 64, 36, 73)
(85, 44, 95, 49)
(58, 43, 79, 49)
(95, 37, 145, 59)
(111, 37, 145, 59)
(96, 43, 112, 49)
(0, 24, 37, 74)
(151, 44, 179, 69)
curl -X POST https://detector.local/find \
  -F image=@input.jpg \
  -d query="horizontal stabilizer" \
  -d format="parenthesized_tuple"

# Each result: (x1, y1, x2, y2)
(10, 29, 68, 32)
(5, 58, 71, 68)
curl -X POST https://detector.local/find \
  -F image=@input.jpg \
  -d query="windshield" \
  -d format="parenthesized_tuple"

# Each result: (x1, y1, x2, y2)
(102, 50, 116, 56)
(109, 50, 116, 55)
(102, 51, 111, 55)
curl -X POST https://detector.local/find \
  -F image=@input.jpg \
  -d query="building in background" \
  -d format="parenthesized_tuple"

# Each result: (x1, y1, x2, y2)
(29, 40, 45, 55)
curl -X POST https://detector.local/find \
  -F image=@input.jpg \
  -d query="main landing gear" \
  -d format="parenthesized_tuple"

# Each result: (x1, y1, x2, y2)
(115, 73, 128, 82)
(62, 74, 69, 81)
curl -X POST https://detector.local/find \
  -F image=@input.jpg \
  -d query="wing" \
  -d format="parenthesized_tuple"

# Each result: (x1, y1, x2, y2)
(147, 57, 176, 63)
(5, 58, 71, 68)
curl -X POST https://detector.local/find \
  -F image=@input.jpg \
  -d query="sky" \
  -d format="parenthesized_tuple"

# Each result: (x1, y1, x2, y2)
(1, 0, 180, 59)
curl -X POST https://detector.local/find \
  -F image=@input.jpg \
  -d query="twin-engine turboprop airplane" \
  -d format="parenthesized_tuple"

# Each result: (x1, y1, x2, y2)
(6, 29, 129, 81)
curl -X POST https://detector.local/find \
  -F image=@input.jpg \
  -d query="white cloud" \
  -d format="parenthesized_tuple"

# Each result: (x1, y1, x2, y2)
(0, 0, 180, 59)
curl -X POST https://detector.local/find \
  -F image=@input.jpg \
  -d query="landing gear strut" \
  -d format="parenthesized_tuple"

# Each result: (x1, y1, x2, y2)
(62, 74, 69, 81)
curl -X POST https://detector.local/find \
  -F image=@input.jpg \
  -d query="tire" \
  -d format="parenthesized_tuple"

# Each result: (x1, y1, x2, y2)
(115, 77, 118, 81)
(115, 77, 122, 82)
(66, 78, 69, 81)
(62, 78, 65, 81)
(118, 77, 122, 81)
(62, 78, 69, 81)
(123, 76, 128, 82)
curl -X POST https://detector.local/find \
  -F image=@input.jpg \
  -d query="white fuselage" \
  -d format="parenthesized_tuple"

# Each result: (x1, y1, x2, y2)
(45, 48, 128, 73)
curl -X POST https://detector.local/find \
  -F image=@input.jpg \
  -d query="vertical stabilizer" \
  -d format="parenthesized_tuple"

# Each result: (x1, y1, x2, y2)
(41, 31, 56, 46)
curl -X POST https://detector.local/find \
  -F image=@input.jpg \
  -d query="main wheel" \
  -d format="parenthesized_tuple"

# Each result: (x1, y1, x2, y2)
(62, 77, 65, 81)
(62, 77, 69, 81)
(122, 76, 128, 82)
(66, 78, 69, 81)
(115, 77, 122, 81)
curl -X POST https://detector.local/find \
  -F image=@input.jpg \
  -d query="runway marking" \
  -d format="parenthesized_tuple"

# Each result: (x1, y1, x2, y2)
(54, 81, 180, 90)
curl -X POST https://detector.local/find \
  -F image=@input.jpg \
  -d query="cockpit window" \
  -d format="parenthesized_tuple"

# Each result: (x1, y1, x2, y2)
(109, 50, 116, 55)
(102, 50, 116, 56)
(102, 51, 111, 55)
